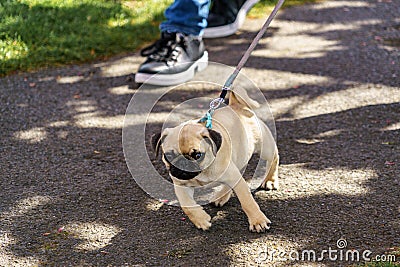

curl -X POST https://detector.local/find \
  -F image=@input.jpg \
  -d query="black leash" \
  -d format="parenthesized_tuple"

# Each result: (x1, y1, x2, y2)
(200, 0, 286, 128)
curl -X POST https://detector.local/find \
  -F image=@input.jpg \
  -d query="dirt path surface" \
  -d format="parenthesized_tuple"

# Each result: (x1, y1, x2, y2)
(1, 0, 399, 266)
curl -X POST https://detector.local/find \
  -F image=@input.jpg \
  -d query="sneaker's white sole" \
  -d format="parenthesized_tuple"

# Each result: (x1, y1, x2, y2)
(135, 51, 208, 86)
(203, 0, 259, 39)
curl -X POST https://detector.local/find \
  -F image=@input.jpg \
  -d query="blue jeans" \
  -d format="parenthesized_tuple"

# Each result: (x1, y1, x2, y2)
(160, 0, 211, 36)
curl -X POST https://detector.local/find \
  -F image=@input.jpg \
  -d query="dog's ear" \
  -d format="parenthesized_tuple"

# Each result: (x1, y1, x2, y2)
(151, 132, 164, 157)
(207, 129, 222, 153)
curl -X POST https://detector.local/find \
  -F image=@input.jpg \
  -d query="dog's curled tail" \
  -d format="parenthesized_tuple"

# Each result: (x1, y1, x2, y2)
(228, 87, 260, 110)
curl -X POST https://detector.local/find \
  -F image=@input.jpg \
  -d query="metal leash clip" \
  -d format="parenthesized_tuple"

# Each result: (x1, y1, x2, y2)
(209, 97, 225, 110)
(199, 97, 224, 129)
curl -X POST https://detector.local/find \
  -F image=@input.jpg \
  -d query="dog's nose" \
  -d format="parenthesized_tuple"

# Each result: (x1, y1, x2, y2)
(174, 156, 201, 172)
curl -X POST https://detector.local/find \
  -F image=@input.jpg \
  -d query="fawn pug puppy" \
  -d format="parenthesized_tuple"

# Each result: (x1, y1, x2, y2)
(152, 88, 279, 232)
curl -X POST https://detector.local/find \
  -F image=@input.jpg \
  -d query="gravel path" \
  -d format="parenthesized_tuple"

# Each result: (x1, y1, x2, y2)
(1, 0, 399, 266)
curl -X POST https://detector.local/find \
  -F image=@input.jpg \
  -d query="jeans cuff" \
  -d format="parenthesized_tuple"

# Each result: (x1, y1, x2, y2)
(160, 23, 204, 36)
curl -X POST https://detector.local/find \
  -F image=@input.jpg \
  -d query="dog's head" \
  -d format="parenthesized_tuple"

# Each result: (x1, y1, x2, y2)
(151, 123, 222, 180)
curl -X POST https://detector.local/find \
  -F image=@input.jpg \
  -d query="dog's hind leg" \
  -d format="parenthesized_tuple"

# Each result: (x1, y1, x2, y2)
(259, 122, 279, 190)
(212, 184, 233, 207)
(260, 152, 279, 190)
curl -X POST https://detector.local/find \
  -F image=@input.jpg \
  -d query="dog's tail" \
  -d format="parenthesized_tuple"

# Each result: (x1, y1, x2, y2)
(228, 87, 260, 110)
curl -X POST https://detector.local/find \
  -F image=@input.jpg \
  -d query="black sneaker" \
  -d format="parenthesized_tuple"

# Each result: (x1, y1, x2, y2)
(203, 0, 259, 38)
(135, 32, 208, 86)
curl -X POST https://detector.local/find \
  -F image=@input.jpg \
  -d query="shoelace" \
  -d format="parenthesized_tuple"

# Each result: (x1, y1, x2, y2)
(140, 35, 183, 63)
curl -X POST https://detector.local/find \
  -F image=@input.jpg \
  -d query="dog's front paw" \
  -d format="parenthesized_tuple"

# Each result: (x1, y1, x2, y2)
(183, 207, 212, 231)
(248, 212, 271, 233)
(191, 210, 212, 230)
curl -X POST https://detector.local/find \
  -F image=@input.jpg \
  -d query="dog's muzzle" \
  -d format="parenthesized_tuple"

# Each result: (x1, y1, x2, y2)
(164, 153, 202, 180)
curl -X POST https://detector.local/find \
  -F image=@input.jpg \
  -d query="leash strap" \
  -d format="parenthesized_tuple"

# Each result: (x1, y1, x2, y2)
(200, 0, 286, 129)
(222, 0, 286, 93)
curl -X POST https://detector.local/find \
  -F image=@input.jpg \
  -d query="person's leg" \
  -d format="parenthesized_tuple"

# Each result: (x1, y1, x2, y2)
(204, 0, 259, 38)
(161, 0, 210, 36)
(135, 0, 210, 86)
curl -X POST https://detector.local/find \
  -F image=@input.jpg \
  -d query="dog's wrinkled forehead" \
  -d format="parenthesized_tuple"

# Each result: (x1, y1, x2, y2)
(180, 124, 208, 154)
(163, 123, 208, 154)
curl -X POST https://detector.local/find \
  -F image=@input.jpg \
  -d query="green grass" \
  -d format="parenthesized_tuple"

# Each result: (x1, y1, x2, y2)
(0, 0, 318, 76)
(0, 0, 171, 75)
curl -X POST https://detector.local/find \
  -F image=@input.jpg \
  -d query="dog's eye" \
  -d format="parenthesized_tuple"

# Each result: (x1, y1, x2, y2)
(191, 151, 203, 160)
